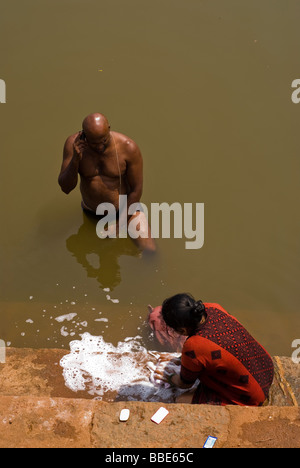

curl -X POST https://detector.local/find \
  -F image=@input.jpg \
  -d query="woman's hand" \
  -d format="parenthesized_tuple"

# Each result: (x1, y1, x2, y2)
(152, 355, 181, 386)
(153, 367, 170, 384)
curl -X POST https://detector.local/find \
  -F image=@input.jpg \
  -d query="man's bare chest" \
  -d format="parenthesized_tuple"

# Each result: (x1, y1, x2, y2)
(79, 151, 127, 180)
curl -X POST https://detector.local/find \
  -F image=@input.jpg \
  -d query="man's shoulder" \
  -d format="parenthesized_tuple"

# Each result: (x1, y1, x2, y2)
(113, 132, 141, 156)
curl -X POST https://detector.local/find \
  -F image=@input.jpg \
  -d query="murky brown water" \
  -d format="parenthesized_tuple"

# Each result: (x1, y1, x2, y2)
(0, 0, 299, 356)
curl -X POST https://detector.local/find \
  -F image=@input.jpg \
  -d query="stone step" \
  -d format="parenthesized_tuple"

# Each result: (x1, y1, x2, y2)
(0, 348, 299, 406)
(0, 349, 299, 448)
(0, 396, 299, 448)
(271, 356, 300, 407)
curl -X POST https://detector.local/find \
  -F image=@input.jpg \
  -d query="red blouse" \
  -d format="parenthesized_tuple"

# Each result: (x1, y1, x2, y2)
(180, 304, 274, 406)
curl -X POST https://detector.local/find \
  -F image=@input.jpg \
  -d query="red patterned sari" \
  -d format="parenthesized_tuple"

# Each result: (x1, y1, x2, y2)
(149, 303, 274, 406)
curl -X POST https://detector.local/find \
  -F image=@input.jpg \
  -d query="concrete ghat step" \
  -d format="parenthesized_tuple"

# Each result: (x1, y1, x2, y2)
(0, 397, 299, 448)
(0, 348, 299, 406)
(0, 349, 299, 448)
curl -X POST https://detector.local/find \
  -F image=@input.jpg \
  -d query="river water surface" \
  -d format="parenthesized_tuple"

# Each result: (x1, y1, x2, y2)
(0, 0, 299, 355)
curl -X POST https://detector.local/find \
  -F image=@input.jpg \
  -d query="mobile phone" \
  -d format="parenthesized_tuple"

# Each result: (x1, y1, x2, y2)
(80, 130, 86, 141)
(203, 436, 217, 448)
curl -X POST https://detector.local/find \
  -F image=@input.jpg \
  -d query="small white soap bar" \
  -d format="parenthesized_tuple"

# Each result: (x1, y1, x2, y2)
(119, 409, 130, 422)
(151, 407, 169, 424)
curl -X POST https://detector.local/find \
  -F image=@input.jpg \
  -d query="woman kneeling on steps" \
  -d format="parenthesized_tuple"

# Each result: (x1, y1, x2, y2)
(149, 294, 274, 406)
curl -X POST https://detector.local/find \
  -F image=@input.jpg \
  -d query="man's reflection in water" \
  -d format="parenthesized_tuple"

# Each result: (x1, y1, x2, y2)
(66, 211, 140, 291)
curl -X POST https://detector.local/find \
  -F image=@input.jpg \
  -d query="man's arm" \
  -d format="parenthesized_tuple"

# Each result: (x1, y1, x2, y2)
(125, 140, 143, 208)
(118, 140, 143, 228)
(58, 134, 85, 194)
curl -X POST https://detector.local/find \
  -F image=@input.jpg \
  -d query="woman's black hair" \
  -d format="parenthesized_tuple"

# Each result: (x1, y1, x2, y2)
(161, 293, 206, 334)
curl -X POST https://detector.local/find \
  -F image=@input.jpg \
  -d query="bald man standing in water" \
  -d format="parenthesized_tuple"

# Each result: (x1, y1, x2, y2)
(58, 113, 156, 252)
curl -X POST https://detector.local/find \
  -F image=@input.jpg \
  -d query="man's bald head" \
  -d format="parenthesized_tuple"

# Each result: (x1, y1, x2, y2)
(82, 113, 111, 153)
(82, 113, 110, 139)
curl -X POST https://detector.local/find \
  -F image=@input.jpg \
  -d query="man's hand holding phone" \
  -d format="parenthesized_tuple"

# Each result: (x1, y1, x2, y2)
(73, 131, 87, 161)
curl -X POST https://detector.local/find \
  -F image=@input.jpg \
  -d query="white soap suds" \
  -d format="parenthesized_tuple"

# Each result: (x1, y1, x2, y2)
(55, 313, 77, 323)
(60, 333, 191, 402)
(60, 333, 148, 398)
(60, 326, 69, 337)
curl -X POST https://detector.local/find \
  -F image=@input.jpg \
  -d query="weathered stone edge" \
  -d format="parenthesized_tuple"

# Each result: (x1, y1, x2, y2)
(0, 396, 299, 448)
